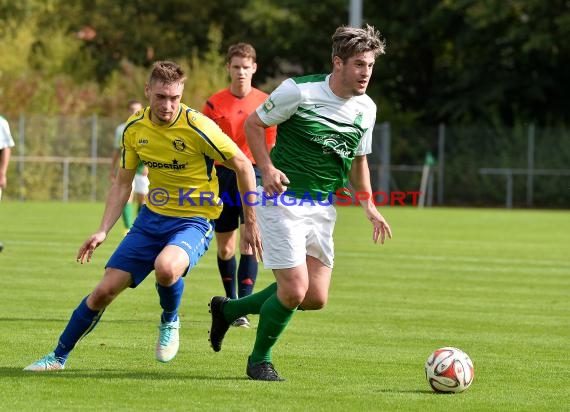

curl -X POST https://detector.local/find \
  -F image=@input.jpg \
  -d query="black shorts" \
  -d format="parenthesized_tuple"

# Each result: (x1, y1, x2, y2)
(214, 165, 261, 233)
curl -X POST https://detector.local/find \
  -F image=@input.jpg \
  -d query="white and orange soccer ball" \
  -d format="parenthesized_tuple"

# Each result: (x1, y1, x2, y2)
(425, 347, 474, 393)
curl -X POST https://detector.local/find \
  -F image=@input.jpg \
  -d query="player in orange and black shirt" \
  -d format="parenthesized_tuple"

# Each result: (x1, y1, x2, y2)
(203, 43, 276, 328)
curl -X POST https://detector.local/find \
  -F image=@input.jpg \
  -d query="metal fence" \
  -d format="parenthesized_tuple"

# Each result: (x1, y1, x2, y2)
(2, 114, 570, 208)
(5, 114, 118, 202)
(369, 123, 570, 208)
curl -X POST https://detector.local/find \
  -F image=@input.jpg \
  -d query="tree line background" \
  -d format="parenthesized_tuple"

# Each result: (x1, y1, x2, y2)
(1, 0, 569, 207)
(2, 0, 569, 125)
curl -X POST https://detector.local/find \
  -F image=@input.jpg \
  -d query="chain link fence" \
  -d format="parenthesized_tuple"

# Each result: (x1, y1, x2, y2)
(369, 123, 570, 208)
(2, 115, 569, 208)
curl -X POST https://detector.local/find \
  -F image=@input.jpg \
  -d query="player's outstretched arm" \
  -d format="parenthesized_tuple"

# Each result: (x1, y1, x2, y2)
(109, 148, 120, 182)
(77, 232, 107, 264)
(77, 167, 136, 263)
(349, 155, 392, 244)
(365, 208, 392, 244)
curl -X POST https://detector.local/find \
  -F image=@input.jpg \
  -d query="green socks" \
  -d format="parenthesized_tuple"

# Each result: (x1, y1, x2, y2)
(221, 282, 295, 364)
(250, 293, 295, 364)
(223, 282, 277, 321)
(122, 203, 134, 229)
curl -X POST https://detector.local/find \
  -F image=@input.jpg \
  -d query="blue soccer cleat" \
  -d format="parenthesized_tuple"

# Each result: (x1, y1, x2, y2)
(156, 318, 180, 363)
(23, 352, 65, 372)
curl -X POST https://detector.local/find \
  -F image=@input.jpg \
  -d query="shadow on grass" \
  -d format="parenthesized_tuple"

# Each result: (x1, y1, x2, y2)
(0, 318, 196, 325)
(0, 367, 248, 381)
(374, 388, 435, 394)
(0, 317, 70, 323)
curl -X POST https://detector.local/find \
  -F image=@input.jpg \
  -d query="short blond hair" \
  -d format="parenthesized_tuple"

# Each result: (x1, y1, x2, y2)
(148, 61, 187, 85)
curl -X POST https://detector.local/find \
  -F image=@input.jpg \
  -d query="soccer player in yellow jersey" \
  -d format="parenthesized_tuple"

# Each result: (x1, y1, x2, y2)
(24, 61, 262, 371)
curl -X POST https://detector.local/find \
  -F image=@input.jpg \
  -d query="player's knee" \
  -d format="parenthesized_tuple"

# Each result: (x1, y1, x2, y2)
(89, 287, 117, 309)
(217, 244, 235, 260)
(154, 269, 179, 286)
(279, 288, 307, 309)
(154, 257, 180, 281)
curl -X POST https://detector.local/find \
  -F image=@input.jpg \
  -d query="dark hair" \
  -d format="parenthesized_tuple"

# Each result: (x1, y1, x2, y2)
(226, 43, 257, 64)
(331, 24, 386, 62)
(148, 61, 186, 85)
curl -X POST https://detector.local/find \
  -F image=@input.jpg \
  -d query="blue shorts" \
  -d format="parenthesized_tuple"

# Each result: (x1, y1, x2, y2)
(106, 206, 214, 288)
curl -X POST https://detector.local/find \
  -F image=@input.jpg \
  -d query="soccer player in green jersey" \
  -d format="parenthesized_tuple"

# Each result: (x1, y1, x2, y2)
(24, 61, 261, 371)
(208, 25, 392, 381)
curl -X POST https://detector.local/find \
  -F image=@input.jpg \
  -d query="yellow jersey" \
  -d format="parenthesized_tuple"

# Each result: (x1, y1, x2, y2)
(121, 103, 239, 218)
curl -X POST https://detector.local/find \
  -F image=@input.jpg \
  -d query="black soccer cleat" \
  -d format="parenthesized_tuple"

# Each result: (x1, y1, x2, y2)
(246, 357, 285, 381)
(208, 296, 230, 352)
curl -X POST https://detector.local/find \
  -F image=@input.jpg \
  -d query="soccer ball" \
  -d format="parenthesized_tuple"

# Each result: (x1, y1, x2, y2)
(425, 347, 474, 393)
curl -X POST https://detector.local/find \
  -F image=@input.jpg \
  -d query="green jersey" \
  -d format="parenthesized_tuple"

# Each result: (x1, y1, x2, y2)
(257, 74, 375, 199)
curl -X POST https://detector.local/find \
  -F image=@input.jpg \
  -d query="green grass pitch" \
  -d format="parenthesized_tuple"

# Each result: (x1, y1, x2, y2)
(0, 202, 568, 411)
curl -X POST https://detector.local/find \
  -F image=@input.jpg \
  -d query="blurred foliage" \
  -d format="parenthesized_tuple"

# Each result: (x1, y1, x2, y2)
(0, 0, 569, 207)
(1, 0, 569, 127)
